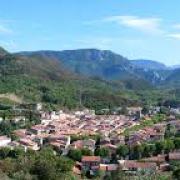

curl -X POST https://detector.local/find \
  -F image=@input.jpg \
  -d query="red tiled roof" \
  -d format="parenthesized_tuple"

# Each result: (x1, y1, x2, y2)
(122, 160, 156, 169)
(169, 153, 180, 160)
(82, 156, 101, 162)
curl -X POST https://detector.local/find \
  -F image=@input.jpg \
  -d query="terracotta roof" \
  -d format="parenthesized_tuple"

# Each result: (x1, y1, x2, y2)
(82, 156, 101, 162)
(169, 152, 180, 160)
(119, 160, 156, 169)
(100, 164, 118, 171)
(142, 155, 166, 163)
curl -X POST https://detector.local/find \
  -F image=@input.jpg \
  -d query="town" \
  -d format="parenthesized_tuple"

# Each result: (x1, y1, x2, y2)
(0, 103, 179, 179)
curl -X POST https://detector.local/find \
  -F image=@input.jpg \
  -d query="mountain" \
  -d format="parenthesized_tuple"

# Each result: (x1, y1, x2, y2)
(0, 48, 143, 110)
(0, 47, 9, 57)
(0, 51, 75, 81)
(131, 59, 167, 70)
(19, 49, 136, 80)
(170, 65, 180, 69)
(164, 68, 180, 87)
(19, 49, 171, 85)
(0, 46, 179, 110)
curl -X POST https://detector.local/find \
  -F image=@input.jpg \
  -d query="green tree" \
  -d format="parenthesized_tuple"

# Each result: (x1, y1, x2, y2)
(0, 147, 11, 159)
(31, 159, 56, 180)
(56, 157, 74, 172)
(95, 147, 109, 158)
(174, 138, 180, 149)
(81, 148, 93, 156)
(68, 149, 82, 161)
(116, 145, 129, 159)
(120, 106, 128, 115)
(165, 139, 175, 153)
(165, 124, 176, 138)
(131, 144, 144, 159)
(142, 105, 150, 115)
(155, 141, 165, 155)
(173, 168, 180, 180)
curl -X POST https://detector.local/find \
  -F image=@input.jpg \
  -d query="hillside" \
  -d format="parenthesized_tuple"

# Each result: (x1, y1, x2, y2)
(0, 46, 178, 110)
(19, 49, 162, 87)
(0, 47, 8, 57)
(19, 49, 135, 80)
(131, 59, 167, 70)
(0, 47, 145, 110)
(164, 68, 180, 87)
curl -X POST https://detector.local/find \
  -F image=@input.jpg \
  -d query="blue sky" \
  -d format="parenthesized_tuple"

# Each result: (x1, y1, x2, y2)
(0, 0, 180, 65)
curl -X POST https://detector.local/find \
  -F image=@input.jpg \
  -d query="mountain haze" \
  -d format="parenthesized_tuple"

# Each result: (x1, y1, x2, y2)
(131, 59, 168, 70)
(18, 49, 180, 86)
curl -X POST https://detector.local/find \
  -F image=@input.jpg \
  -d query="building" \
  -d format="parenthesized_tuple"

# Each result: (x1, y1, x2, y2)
(82, 156, 101, 172)
(71, 139, 96, 152)
(0, 136, 11, 147)
(118, 160, 157, 173)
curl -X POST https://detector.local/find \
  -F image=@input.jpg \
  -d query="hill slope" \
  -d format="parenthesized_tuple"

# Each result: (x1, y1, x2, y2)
(20, 49, 171, 86)
(0, 47, 144, 110)
(131, 59, 167, 70)
(19, 49, 135, 80)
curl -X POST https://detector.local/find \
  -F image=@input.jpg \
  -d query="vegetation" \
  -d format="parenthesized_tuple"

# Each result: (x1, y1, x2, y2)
(124, 114, 166, 135)
(0, 147, 75, 180)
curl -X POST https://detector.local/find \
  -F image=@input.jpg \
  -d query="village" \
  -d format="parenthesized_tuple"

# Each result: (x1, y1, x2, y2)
(0, 103, 179, 178)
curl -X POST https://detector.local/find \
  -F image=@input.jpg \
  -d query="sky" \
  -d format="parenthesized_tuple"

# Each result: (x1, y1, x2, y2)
(0, 0, 180, 65)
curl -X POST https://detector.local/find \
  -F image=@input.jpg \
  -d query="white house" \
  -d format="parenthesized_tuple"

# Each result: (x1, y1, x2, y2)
(0, 136, 11, 147)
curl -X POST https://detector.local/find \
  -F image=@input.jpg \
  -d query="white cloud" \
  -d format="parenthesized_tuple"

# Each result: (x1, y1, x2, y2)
(167, 33, 180, 40)
(0, 24, 13, 34)
(102, 15, 163, 34)
(0, 40, 17, 51)
(76, 37, 114, 49)
(173, 24, 180, 29)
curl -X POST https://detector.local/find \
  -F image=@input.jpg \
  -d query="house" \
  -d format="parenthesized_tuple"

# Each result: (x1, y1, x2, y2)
(100, 137, 111, 146)
(169, 152, 180, 161)
(71, 139, 96, 152)
(0, 136, 11, 147)
(82, 156, 101, 172)
(48, 134, 70, 154)
(100, 164, 118, 172)
(118, 160, 157, 173)
(18, 138, 40, 151)
(142, 155, 166, 164)
(110, 135, 125, 145)
(28, 124, 50, 135)
(13, 129, 27, 138)
(127, 107, 142, 117)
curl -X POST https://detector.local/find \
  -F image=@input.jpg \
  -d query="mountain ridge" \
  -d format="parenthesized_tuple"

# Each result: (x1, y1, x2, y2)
(17, 48, 180, 86)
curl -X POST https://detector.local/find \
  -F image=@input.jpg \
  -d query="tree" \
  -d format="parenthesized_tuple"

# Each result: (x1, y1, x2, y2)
(0, 147, 11, 159)
(173, 168, 180, 180)
(0, 158, 16, 176)
(142, 144, 153, 158)
(31, 159, 56, 180)
(155, 141, 165, 155)
(56, 157, 74, 172)
(116, 145, 129, 159)
(131, 144, 144, 159)
(68, 149, 82, 161)
(95, 147, 109, 158)
(165, 124, 176, 138)
(164, 139, 175, 153)
(174, 138, 180, 149)
(81, 148, 93, 156)
(142, 105, 150, 115)
(9, 148, 25, 159)
(120, 106, 128, 115)
(160, 106, 170, 115)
